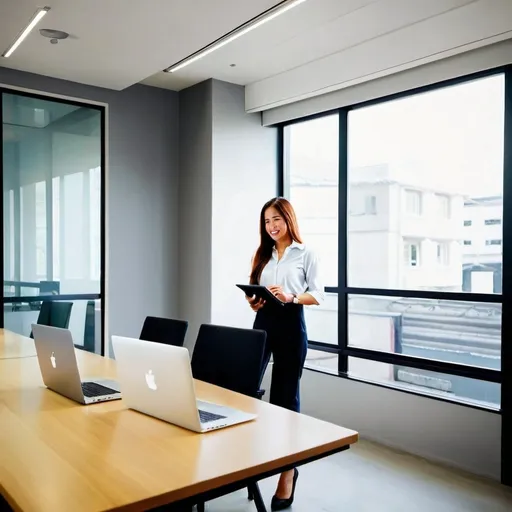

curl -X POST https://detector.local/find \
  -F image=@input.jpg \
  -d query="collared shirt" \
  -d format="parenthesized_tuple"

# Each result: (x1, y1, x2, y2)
(259, 241, 324, 305)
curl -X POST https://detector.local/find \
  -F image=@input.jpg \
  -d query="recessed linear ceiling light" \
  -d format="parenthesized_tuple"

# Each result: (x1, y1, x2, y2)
(164, 0, 308, 73)
(2, 6, 51, 58)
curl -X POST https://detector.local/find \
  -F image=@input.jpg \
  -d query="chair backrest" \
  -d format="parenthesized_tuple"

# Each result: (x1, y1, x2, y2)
(81, 300, 96, 352)
(30, 301, 73, 338)
(139, 316, 188, 347)
(191, 324, 267, 398)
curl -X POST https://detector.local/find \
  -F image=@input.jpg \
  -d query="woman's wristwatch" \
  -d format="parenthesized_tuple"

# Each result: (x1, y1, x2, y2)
(292, 294, 300, 305)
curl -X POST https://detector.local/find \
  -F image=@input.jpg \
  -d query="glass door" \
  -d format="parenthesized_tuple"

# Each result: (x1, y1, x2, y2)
(1, 91, 105, 354)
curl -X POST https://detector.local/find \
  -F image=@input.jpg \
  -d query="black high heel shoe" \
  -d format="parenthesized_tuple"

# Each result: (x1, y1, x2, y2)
(271, 468, 299, 511)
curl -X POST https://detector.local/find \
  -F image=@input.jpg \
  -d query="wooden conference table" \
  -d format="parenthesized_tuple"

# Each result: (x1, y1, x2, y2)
(0, 329, 37, 360)
(0, 329, 358, 512)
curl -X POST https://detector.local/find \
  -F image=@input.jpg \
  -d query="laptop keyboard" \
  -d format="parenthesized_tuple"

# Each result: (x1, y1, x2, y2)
(199, 409, 226, 424)
(82, 382, 120, 398)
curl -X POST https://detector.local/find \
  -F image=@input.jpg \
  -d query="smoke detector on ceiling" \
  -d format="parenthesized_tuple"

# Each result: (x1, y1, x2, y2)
(39, 29, 69, 45)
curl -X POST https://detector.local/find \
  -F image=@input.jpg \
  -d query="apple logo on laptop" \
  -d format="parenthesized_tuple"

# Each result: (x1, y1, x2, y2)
(50, 351, 57, 368)
(145, 370, 157, 390)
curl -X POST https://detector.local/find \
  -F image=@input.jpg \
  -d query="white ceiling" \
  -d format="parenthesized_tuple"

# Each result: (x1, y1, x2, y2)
(0, 0, 282, 90)
(1, 0, 512, 112)
(144, 0, 382, 91)
(144, 0, 512, 94)
(245, 0, 512, 112)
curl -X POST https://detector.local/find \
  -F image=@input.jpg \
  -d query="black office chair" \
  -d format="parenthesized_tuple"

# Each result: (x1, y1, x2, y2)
(139, 316, 188, 347)
(29, 301, 73, 338)
(191, 323, 267, 512)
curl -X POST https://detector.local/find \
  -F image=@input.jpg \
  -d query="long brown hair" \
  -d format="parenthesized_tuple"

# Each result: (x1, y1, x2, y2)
(250, 197, 303, 284)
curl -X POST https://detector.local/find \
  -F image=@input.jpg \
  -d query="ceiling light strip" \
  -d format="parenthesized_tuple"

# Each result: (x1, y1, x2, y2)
(165, 0, 308, 73)
(2, 6, 51, 58)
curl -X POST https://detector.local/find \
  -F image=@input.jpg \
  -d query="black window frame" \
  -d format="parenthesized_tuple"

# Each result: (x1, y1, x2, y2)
(277, 65, 512, 486)
(0, 88, 107, 356)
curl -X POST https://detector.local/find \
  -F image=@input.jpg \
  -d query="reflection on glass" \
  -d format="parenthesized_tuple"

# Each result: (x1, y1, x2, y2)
(348, 357, 500, 409)
(348, 294, 501, 371)
(3, 299, 102, 354)
(2, 93, 102, 353)
(305, 348, 338, 373)
(347, 74, 505, 293)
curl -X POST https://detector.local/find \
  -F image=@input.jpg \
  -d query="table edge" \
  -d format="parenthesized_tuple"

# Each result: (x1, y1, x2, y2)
(102, 433, 359, 512)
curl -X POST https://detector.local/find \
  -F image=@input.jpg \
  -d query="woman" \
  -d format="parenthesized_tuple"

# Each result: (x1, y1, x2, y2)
(246, 197, 324, 511)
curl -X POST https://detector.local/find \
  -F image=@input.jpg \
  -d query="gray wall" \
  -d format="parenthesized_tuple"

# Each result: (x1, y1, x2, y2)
(0, 67, 180, 343)
(177, 79, 278, 347)
(178, 80, 213, 346)
(210, 80, 277, 329)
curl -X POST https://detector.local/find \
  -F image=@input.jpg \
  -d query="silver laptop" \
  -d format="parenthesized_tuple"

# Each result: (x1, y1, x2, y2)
(32, 324, 121, 405)
(111, 335, 257, 433)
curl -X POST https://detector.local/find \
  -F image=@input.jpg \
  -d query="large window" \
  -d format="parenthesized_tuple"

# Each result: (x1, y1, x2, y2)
(282, 71, 507, 409)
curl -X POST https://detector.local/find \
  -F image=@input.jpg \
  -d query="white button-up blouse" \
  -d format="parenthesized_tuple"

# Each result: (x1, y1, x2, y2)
(258, 241, 324, 305)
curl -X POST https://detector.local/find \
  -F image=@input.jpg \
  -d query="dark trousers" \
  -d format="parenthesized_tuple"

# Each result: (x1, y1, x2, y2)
(254, 304, 308, 413)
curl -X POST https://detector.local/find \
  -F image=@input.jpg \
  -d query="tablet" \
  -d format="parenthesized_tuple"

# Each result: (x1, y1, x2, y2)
(236, 284, 285, 307)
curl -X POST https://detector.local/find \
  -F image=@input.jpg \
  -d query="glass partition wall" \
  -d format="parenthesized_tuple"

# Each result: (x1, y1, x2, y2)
(1, 90, 105, 354)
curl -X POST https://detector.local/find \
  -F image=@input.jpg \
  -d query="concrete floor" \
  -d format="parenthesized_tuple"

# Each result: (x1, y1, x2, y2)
(205, 440, 512, 512)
